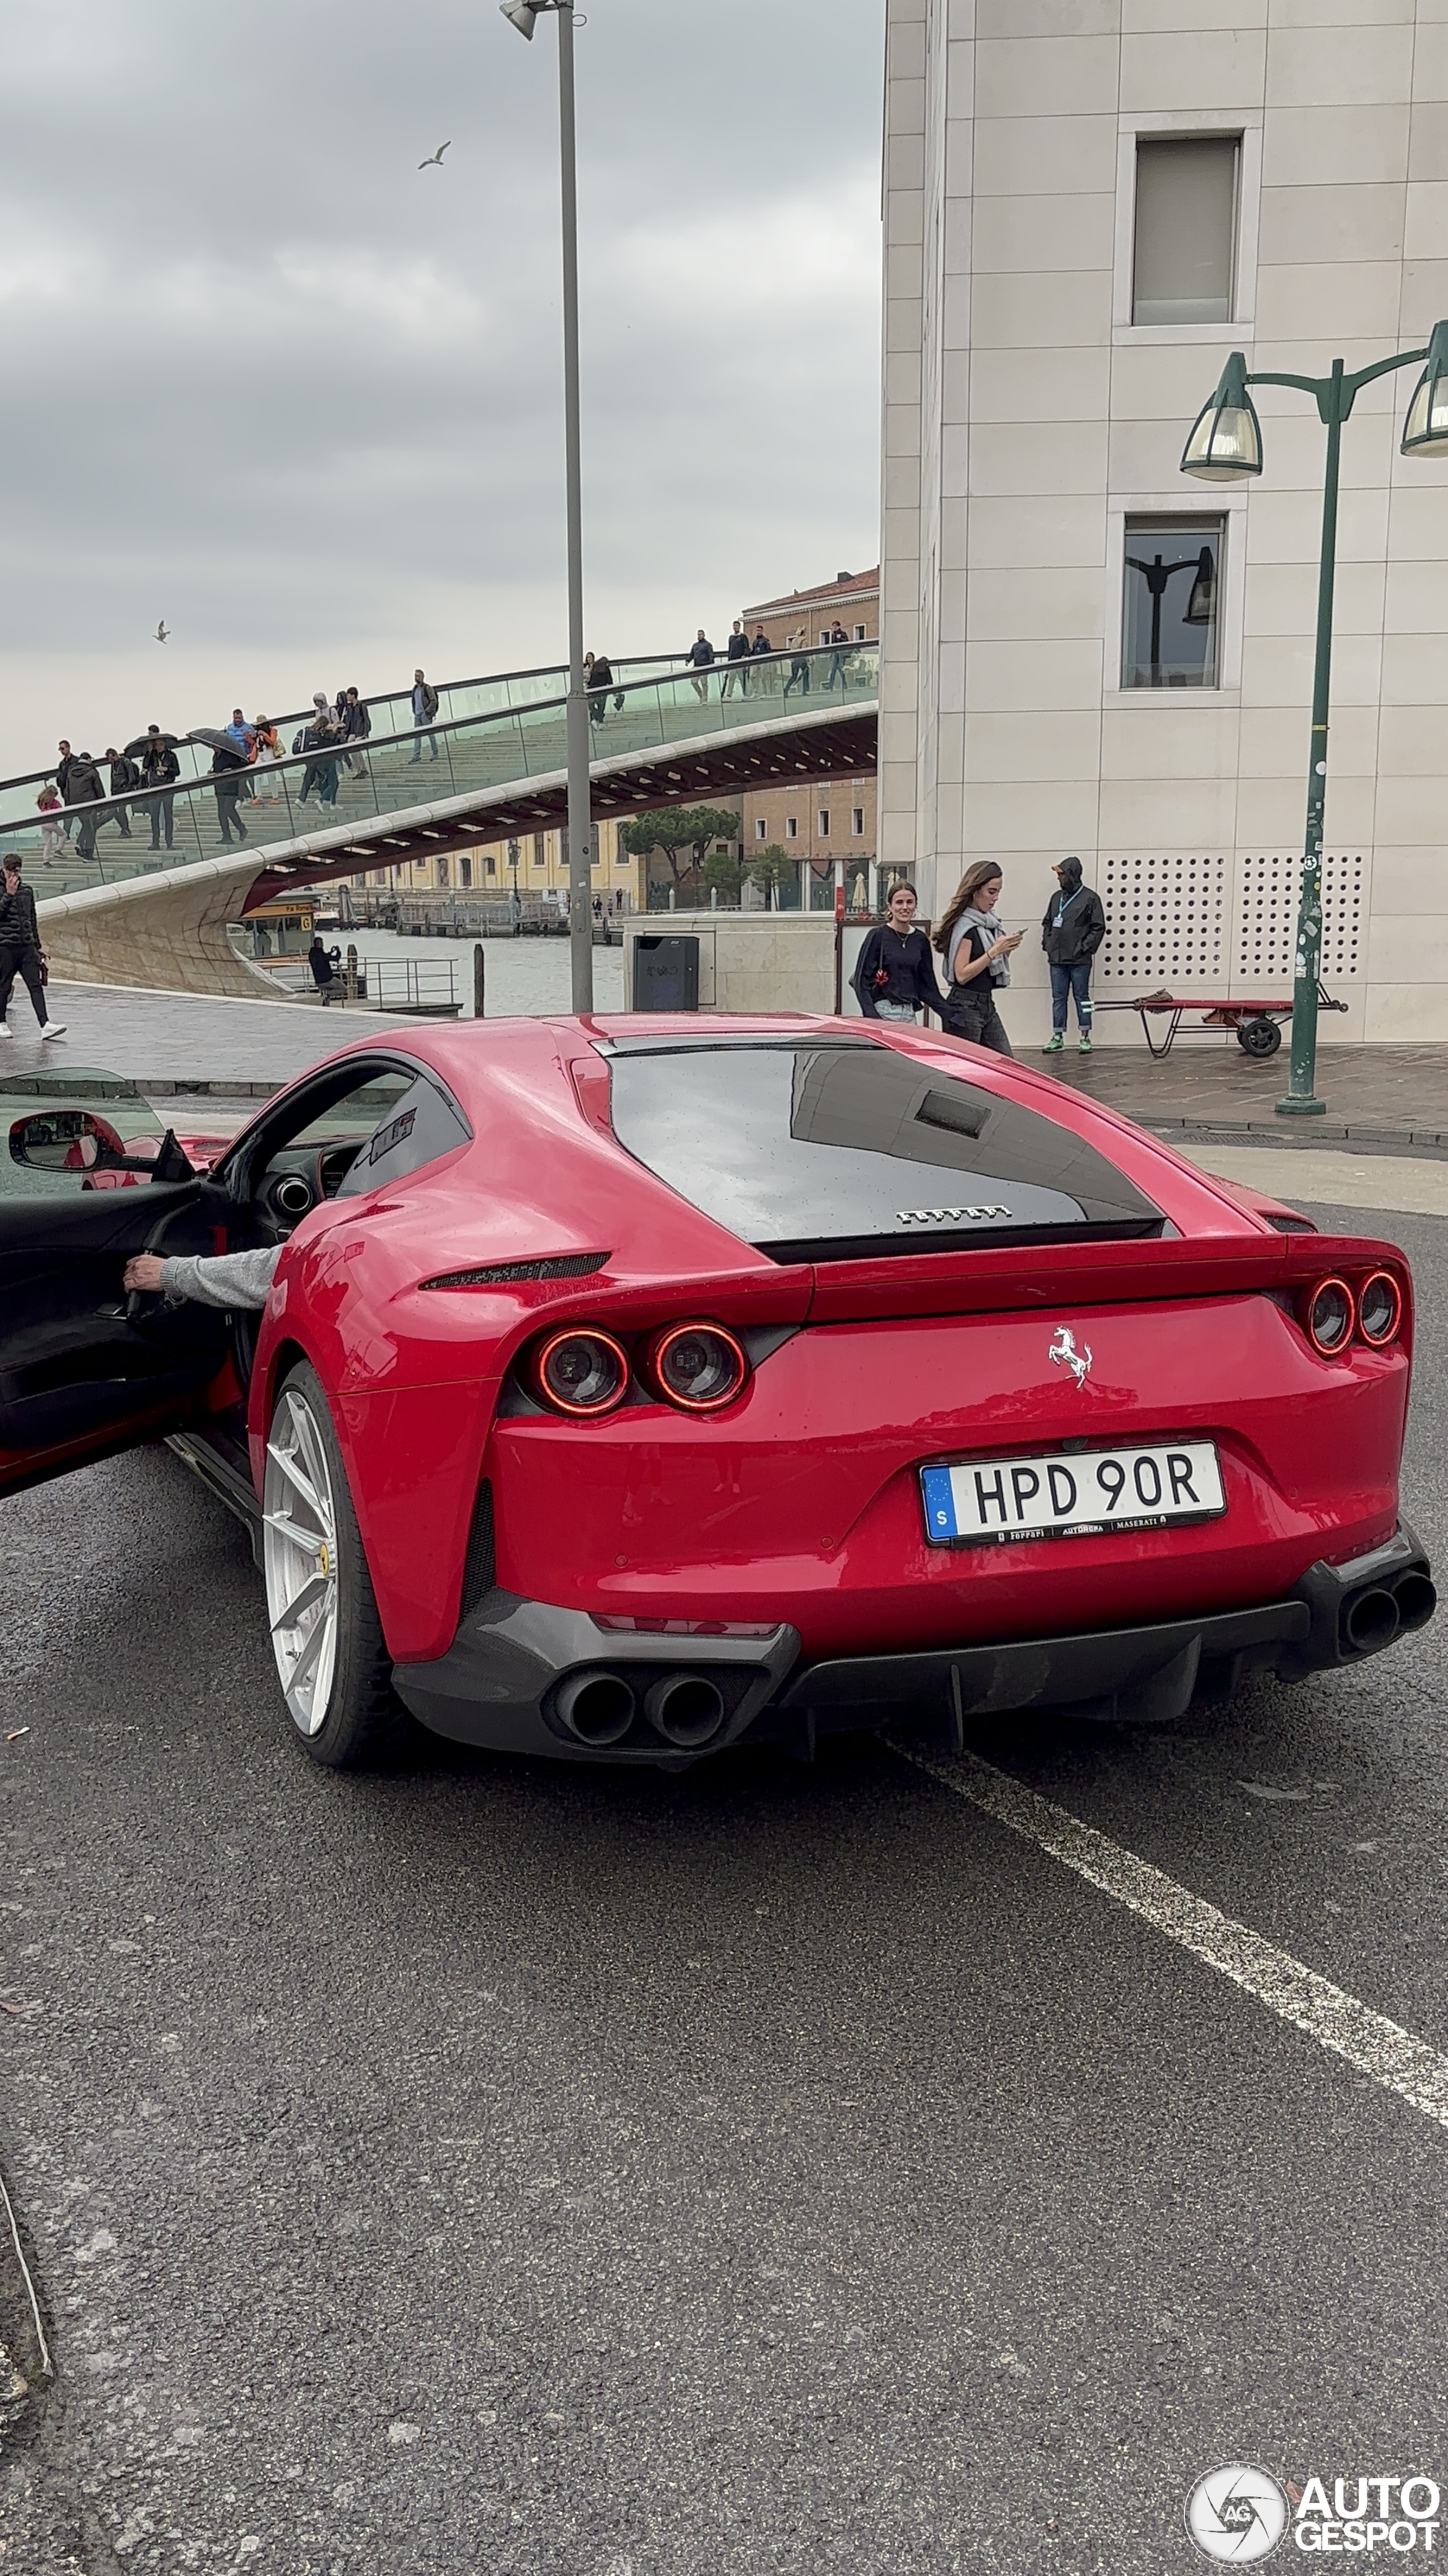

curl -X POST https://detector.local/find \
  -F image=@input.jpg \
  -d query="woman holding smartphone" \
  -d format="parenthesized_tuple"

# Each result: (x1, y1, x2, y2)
(932, 860, 1022, 1056)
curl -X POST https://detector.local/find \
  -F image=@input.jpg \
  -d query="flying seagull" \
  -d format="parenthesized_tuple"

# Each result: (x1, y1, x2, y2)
(155, 620, 170, 643)
(419, 141, 451, 169)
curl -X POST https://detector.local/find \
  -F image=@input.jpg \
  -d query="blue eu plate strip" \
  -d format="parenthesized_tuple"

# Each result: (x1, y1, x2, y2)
(921, 1466, 958, 1543)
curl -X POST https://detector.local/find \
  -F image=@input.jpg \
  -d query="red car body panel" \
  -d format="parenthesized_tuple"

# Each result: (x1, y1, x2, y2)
(226, 1016, 1417, 1685)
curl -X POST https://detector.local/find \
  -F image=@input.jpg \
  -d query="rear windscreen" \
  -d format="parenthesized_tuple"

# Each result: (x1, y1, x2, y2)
(604, 1040, 1165, 1261)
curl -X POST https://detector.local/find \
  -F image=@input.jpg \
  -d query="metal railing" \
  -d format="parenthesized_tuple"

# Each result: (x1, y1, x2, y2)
(4, 645, 878, 899)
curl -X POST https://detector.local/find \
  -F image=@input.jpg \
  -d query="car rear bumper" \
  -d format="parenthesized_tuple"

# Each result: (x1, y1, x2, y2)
(390, 1523, 1434, 1765)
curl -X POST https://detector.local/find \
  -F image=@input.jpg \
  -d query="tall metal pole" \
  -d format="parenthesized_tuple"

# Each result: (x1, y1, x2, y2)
(1278, 356, 1344, 1116)
(555, 0, 593, 1013)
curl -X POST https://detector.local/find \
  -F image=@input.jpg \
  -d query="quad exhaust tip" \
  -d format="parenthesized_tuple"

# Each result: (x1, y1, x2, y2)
(1340, 1568, 1436, 1658)
(1343, 1588, 1399, 1655)
(644, 1674, 728, 1749)
(554, 1667, 730, 1749)
(555, 1669, 636, 1747)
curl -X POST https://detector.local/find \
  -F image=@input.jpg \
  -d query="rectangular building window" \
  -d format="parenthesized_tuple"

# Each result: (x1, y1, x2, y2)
(485, 854, 496, 877)
(533, 832, 546, 867)
(786, 816, 798, 840)
(1122, 517, 1223, 689)
(438, 856, 449, 887)
(818, 808, 830, 836)
(755, 817, 768, 841)
(853, 624, 867, 642)
(460, 856, 472, 888)
(852, 806, 865, 835)
(1132, 137, 1238, 326)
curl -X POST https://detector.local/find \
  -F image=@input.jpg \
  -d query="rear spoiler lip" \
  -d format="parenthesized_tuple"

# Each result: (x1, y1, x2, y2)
(800, 1228, 1412, 1326)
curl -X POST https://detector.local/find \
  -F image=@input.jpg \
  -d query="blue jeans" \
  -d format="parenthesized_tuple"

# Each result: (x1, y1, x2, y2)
(1050, 958, 1093, 1032)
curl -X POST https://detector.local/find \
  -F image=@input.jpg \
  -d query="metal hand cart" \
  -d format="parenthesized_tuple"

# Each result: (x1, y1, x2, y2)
(1093, 982, 1347, 1060)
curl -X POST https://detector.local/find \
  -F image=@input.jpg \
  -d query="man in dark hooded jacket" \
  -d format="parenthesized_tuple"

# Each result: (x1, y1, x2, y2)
(1040, 854, 1105, 1054)
(62, 751, 106, 864)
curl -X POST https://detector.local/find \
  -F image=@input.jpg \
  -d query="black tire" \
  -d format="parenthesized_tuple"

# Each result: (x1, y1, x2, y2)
(261, 1358, 411, 1769)
(1237, 1015, 1282, 1058)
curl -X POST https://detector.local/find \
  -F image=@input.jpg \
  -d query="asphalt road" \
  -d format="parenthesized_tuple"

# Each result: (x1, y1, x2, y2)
(4, 1199, 1448, 2576)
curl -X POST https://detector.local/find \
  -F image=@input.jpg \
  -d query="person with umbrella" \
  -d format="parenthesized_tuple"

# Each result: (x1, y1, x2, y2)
(130, 727, 181, 852)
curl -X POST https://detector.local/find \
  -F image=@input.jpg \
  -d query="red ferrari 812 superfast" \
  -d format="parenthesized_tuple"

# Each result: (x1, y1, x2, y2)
(0, 1017, 1432, 1768)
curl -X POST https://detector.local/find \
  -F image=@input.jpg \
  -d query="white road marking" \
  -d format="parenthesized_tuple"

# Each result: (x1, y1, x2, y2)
(1173, 1142, 1448, 1217)
(894, 1743, 1448, 2132)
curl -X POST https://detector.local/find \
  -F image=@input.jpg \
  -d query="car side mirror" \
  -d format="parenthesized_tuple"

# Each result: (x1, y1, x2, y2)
(7, 1109, 176, 1177)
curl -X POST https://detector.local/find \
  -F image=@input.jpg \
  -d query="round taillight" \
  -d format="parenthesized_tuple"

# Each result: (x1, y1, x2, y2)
(1305, 1276, 1355, 1358)
(532, 1327, 630, 1417)
(1357, 1270, 1403, 1348)
(649, 1323, 748, 1412)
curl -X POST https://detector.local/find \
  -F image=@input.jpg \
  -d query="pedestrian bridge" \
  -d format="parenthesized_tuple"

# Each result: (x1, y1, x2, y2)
(0, 648, 877, 996)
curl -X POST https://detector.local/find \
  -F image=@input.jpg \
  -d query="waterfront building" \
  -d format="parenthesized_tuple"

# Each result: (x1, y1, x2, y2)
(880, 0, 1448, 1043)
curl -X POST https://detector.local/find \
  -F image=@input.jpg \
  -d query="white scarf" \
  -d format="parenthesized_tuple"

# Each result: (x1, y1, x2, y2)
(954, 904, 1010, 987)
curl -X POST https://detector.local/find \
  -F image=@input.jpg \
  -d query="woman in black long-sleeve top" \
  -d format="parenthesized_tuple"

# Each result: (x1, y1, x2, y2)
(850, 881, 943, 1024)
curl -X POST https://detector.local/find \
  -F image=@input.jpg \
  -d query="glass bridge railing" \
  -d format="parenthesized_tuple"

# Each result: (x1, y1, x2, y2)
(3, 645, 878, 903)
(0, 649, 700, 830)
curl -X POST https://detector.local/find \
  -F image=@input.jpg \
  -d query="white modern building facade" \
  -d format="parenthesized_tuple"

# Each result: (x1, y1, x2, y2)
(880, 0, 1448, 1046)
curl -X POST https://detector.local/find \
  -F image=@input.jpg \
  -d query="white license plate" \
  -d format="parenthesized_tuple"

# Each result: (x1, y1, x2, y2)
(920, 1441, 1225, 1547)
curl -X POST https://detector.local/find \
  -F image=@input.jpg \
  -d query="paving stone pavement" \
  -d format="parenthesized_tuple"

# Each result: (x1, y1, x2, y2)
(0, 980, 439, 1098)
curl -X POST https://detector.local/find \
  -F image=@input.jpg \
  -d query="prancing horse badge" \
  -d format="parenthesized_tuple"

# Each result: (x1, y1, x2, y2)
(1049, 1325, 1092, 1388)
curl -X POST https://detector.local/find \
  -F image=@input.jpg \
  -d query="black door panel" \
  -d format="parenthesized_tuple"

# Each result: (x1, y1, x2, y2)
(0, 1178, 235, 1492)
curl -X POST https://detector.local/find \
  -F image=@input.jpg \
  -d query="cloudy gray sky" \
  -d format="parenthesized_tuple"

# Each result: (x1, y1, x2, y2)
(0, 0, 884, 772)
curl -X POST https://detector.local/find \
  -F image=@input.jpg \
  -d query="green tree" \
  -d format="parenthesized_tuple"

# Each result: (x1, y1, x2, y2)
(701, 848, 744, 904)
(621, 804, 741, 898)
(747, 843, 795, 909)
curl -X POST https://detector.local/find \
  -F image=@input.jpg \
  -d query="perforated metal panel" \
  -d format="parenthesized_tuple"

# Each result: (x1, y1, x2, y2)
(1234, 852, 1366, 982)
(1097, 852, 1227, 986)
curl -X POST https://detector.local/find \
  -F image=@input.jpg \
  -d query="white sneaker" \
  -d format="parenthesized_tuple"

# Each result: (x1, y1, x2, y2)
(0, 1023, 11, 1039)
(40, 1021, 66, 1039)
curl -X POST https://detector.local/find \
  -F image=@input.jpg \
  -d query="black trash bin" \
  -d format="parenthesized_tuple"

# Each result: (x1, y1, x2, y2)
(632, 933, 699, 1012)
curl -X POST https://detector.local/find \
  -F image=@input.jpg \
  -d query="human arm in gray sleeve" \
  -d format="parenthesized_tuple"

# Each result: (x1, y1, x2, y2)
(154, 1245, 283, 1310)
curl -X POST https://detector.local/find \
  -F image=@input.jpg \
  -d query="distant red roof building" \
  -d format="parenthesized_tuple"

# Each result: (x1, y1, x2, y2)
(739, 567, 879, 651)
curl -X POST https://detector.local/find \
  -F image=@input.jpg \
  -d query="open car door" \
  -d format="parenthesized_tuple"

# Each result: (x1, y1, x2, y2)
(0, 1069, 238, 1501)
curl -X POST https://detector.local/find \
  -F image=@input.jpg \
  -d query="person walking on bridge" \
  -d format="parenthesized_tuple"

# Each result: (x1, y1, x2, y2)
(686, 629, 716, 704)
(63, 751, 106, 864)
(721, 620, 751, 698)
(36, 785, 71, 866)
(749, 625, 774, 694)
(0, 857, 66, 1039)
(297, 699, 340, 811)
(410, 668, 440, 762)
(783, 627, 811, 698)
(104, 748, 137, 839)
(210, 736, 250, 845)
(140, 728, 180, 851)
(585, 650, 614, 728)
(341, 687, 370, 778)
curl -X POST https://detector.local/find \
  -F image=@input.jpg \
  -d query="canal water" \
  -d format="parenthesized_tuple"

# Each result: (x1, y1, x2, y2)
(270, 926, 627, 1020)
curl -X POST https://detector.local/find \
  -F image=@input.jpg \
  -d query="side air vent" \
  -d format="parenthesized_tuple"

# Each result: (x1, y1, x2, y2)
(423, 1252, 610, 1289)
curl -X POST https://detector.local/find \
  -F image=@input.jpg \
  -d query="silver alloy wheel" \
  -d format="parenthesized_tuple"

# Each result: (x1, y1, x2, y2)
(262, 1385, 341, 1737)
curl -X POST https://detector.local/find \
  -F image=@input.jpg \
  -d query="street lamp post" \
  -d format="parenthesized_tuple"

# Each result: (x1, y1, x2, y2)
(501, 0, 593, 1013)
(1182, 324, 1448, 1115)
